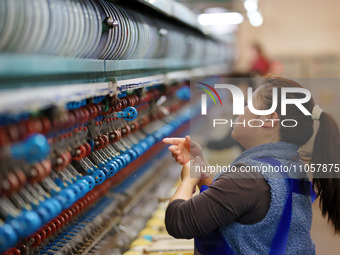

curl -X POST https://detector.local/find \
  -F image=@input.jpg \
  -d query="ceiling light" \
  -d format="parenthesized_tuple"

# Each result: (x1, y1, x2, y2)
(244, 0, 258, 12)
(198, 12, 244, 26)
(248, 11, 263, 27)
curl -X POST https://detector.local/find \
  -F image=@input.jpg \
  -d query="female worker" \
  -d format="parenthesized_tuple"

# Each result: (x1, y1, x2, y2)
(249, 43, 271, 75)
(163, 76, 340, 254)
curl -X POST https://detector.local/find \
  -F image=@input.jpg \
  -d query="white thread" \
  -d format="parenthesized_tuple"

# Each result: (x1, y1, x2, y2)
(311, 105, 323, 120)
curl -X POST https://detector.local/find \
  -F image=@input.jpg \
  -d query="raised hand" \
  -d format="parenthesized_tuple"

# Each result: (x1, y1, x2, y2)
(162, 135, 208, 166)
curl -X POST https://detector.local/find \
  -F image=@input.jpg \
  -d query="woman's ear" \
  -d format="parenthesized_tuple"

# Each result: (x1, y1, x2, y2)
(263, 111, 280, 128)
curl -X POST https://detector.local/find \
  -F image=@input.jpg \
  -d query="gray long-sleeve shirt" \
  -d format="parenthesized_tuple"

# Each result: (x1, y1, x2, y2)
(165, 170, 271, 239)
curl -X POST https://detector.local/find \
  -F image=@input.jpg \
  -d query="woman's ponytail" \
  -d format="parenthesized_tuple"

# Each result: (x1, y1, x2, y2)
(312, 112, 340, 233)
(259, 76, 340, 233)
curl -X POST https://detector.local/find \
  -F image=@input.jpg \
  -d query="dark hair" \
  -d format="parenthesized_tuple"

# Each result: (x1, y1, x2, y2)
(252, 42, 264, 55)
(259, 75, 340, 234)
(226, 71, 256, 89)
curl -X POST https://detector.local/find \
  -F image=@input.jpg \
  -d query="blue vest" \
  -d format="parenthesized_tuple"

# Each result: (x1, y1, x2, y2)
(195, 142, 316, 255)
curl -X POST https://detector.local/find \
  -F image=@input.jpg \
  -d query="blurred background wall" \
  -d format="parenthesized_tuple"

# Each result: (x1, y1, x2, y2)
(235, 0, 340, 77)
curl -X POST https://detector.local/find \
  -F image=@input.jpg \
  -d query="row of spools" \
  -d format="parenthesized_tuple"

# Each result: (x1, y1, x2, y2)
(0, 0, 228, 62)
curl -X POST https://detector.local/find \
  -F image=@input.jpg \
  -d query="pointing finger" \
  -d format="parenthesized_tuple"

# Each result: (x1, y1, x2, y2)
(162, 137, 185, 145)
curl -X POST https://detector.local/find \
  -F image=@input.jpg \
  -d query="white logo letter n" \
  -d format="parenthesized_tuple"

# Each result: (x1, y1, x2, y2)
(214, 84, 244, 115)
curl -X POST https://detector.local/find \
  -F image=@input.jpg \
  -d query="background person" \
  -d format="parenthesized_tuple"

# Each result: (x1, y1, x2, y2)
(249, 42, 271, 75)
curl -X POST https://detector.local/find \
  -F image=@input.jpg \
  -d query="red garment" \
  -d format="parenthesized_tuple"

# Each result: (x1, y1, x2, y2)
(251, 55, 270, 75)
